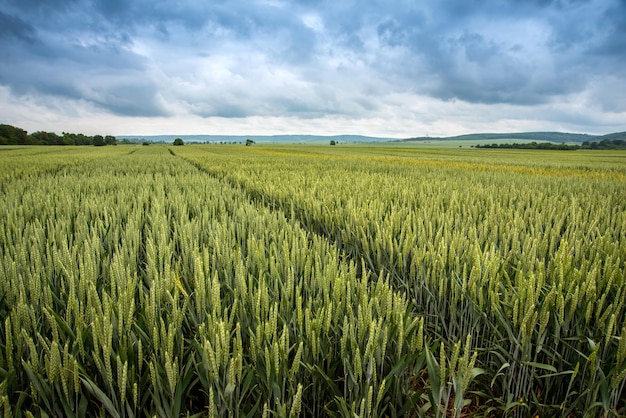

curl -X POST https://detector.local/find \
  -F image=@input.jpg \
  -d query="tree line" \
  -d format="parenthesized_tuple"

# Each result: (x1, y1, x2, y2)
(0, 124, 116, 146)
(475, 139, 626, 150)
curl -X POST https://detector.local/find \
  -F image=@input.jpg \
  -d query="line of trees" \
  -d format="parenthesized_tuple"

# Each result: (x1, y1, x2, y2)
(0, 124, 116, 146)
(581, 139, 626, 149)
(475, 142, 580, 150)
(475, 139, 626, 150)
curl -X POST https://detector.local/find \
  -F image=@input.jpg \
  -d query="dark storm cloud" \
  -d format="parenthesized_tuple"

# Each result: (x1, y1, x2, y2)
(3, 0, 78, 15)
(0, 11, 36, 42)
(0, 0, 167, 116)
(374, 0, 623, 107)
(0, 0, 624, 129)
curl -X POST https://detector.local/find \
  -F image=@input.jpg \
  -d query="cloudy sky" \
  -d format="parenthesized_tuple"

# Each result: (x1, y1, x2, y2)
(1, 0, 625, 137)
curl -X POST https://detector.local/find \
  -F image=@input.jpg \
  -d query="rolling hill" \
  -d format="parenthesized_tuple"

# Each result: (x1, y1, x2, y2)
(401, 131, 626, 143)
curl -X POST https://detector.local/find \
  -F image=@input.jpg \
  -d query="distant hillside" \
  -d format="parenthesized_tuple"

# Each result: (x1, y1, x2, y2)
(118, 134, 394, 144)
(453, 132, 596, 142)
(122, 131, 626, 144)
(597, 131, 626, 142)
(402, 131, 604, 143)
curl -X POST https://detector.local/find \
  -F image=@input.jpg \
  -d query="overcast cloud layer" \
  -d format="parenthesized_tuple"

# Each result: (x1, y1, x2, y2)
(1, 0, 625, 137)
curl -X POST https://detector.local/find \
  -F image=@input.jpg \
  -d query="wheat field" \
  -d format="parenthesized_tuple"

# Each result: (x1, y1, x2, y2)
(1, 144, 624, 417)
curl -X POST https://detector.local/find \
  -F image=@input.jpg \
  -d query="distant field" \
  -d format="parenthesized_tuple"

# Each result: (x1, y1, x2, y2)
(379, 138, 579, 147)
(1, 145, 624, 417)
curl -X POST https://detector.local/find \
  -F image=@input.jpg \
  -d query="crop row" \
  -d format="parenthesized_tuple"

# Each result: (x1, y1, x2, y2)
(1, 146, 423, 417)
(173, 145, 626, 417)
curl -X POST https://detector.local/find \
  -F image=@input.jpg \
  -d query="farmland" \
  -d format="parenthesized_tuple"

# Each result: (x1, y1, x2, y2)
(1, 144, 625, 417)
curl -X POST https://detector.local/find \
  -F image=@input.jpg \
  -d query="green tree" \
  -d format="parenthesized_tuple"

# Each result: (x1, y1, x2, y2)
(245, 139, 255, 146)
(62, 132, 77, 145)
(173, 138, 184, 146)
(0, 124, 29, 145)
(93, 135, 105, 146)
(30, 131, 61, 145)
